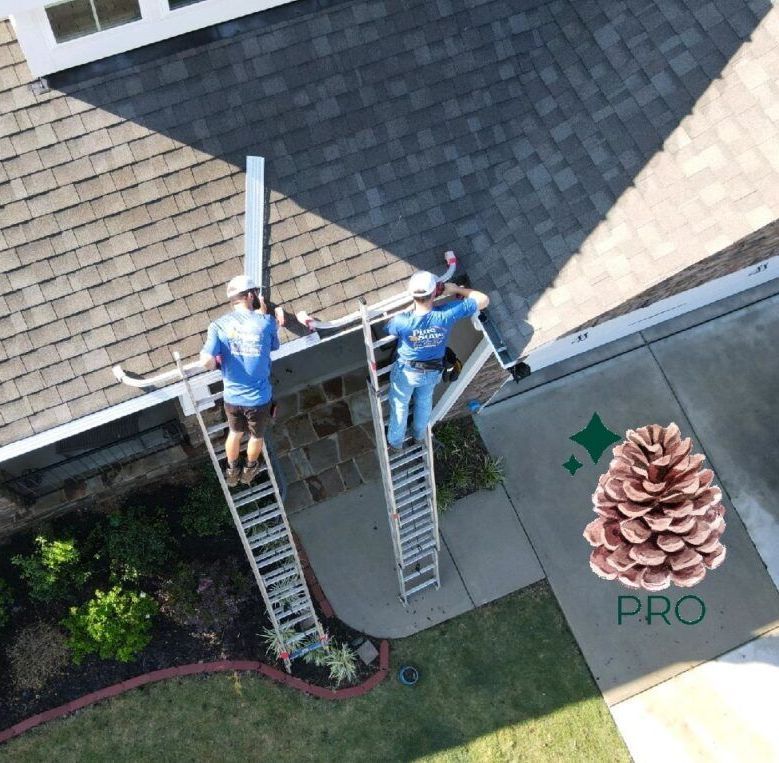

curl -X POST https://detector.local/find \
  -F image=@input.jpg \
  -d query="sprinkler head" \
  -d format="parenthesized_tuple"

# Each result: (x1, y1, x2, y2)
(398, 665, 419, 686)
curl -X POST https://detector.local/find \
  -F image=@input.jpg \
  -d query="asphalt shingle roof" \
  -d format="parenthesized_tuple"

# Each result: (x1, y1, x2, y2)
(1, 0, 778, 449)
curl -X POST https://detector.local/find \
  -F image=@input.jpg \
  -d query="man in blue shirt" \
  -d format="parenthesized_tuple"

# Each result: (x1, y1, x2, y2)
(200, 275, 280, 486)
(385, 272, 489, 451)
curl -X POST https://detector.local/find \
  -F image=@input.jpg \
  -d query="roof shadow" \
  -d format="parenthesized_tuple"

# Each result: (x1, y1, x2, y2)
(47, 0, 773, 364)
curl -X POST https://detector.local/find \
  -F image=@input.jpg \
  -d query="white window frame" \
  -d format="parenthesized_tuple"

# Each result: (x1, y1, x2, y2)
(39, 0, 146, 48)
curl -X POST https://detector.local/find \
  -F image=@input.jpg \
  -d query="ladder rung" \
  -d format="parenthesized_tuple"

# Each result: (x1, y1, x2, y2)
(240, 504, 282, 531)
(263, 564, 299, 587)
(402, 542, 437, 567)
(271, 585, 307, 608)
(248, 525, 289, 550)
(401, 530, 435, 554)
(274, 595, 309, 616)
(255, 546, 295, 568)
(373, 335, 396, 350)
(389, 447, 423, 468)
(285, 626, 320, 645)
(233, 483, 275, 508)
(404, 577, 439, 598)
(403, 563, 436, 583)
(393, 466, 428, 489)
(278, 610, 315, 628)
(395, 486, 431, 508)
(399, 504, 431, 525)
(400, 522, 434, 543)
(207, 421, 229, 436)
(376, 364, 392, 376)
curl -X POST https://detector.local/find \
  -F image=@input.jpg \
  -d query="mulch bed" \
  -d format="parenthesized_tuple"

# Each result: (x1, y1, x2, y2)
(0, 479, 381, 731)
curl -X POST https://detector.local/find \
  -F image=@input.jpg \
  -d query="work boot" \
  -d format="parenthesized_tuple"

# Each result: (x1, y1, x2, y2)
(225, 462, 241, 487)
(241, 460, 261, 485)
(387, 441, 403, 455)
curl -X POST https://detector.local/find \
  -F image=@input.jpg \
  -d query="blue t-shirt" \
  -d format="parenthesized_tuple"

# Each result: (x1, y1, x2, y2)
(387, 298, 478, 362)
(202, 310, 279, 406)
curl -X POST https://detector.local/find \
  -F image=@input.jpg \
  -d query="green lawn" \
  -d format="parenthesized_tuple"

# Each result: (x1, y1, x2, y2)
(1, 582, 628, 762)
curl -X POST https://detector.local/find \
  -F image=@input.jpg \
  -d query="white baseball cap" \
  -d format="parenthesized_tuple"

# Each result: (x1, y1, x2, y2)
(408, 271, 437, 298)
(226, 274, 258, 299)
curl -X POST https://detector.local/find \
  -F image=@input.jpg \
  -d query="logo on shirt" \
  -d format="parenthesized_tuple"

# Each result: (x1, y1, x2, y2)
(409, 326, 446, 349)
(226, 327, 264, 357)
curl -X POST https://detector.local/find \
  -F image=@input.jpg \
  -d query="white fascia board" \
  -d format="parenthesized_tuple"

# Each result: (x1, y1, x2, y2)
(0, 332, 321, 464)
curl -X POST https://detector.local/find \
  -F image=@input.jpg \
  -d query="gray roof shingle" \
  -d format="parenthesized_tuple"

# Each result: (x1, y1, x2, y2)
(1, 0, 779, 448)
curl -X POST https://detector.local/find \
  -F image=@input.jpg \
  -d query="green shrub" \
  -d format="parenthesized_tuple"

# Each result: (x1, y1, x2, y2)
(106, 506, 173, 580)
(180, 470, 231, 537)
(158, 559, 252, 641)
(324, 643, 358, 686)
(0, 579, 13, 628)
(63, 585, 158, 664)
(11, 536, 88, 603)
(8, 622, 70, 691)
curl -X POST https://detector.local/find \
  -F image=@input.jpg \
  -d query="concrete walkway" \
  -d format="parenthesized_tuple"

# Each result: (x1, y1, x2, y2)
(290, 480, 543, 638)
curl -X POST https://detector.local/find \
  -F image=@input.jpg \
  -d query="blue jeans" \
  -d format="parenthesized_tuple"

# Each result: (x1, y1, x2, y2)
(387, 362, 442, 448)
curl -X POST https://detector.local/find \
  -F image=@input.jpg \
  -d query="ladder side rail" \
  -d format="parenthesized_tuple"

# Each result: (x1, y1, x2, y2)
(260, 441, 327, 646)
(424, 426, 440, 553)
(172, 352, 287, 660)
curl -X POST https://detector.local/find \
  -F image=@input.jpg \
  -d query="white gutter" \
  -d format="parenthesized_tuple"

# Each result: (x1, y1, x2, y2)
(295, 250, 458, 331)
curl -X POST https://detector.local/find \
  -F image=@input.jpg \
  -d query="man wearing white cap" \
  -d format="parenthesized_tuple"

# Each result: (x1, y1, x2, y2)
(385, 272, 489, 451)
(200, 275, 280, 486)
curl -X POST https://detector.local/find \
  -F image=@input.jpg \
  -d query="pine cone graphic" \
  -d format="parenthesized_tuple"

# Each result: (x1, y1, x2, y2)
(583, 423, 726, 591)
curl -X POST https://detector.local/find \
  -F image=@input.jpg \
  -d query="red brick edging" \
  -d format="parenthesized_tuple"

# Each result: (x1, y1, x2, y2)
(0, 640, 390, 745)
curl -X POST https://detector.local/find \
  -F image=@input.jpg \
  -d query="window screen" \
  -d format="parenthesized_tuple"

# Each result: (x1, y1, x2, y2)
(45, 0, 141, 43)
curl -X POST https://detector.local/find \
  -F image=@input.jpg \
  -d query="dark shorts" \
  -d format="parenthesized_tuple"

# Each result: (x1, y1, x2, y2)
(224, 402, 271, 438)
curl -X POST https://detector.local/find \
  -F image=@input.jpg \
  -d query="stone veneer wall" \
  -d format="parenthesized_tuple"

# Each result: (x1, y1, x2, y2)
(270, 369, 380, 512)
(0, 405, 203, 541)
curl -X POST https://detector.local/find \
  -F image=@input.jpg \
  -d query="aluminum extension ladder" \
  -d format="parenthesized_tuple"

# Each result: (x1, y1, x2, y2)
(173, 352, 327, 671)
(358, 305, 441, 604)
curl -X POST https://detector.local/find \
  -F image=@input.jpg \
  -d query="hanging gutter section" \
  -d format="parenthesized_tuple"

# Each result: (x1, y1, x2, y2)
(244, 156, 265, 288)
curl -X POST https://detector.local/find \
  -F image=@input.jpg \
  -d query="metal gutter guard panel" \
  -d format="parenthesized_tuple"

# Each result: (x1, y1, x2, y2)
(245, 156, 265, 288)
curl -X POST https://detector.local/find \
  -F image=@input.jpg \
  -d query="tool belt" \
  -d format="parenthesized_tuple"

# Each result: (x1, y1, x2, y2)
(403, 359, 445, 371)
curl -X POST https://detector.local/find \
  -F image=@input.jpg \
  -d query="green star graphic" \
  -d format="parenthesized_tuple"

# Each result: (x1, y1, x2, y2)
(562, 454, 583, 476)
(570, 413, 621, 464)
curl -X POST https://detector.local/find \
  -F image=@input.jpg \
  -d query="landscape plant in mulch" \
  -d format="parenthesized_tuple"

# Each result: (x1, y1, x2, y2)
(0, 466, 377, 731)
(432, 417, 505, 511)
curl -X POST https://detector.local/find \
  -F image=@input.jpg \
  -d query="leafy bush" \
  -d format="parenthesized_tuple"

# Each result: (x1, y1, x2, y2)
(11, 536, 88, 603)
(158, 559, 252, 642)
(7, 622, 70, 691)
(0, 579, 13, 628)
(180, 470, 232, 537)
(63, 585, 158, 663)
(106, 505, 173, 580)
(323, 643, 358, 686)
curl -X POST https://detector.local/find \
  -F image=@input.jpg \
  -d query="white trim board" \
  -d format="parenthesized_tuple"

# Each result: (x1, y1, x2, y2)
(523, 255, 778, 373)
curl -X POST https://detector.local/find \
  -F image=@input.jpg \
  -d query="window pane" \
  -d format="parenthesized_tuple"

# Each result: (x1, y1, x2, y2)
(169, 0, 205, 8)
(45, 0, 98, 43)
(94, 0, 142, 30)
